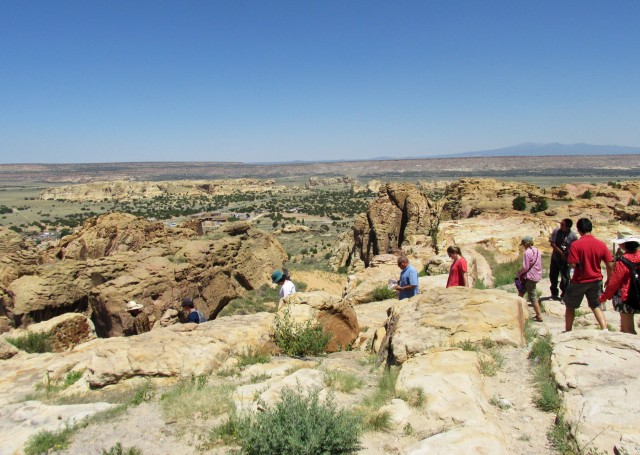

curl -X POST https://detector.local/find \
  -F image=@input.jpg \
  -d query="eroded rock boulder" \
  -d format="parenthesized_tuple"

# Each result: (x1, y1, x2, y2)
(384, 287, 526, 364)
(553, 330, 640, 454)
(279, 291, 359, 352)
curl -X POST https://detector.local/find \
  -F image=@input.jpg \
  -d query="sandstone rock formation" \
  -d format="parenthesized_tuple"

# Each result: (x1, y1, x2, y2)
(1, 213, 287, 337)
(380, 287, 526, 365)
(279, 291, 359, 352)
(39, 178, 285, 202)
(23, 313, 96, 352)
(553, 330, 640, 454)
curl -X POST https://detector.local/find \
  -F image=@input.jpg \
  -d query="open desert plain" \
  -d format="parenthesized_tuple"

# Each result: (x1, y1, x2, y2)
(1, 156, 640, 454)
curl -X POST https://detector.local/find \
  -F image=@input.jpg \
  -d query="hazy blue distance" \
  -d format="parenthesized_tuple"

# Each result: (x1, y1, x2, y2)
(1, 1, 639, 164)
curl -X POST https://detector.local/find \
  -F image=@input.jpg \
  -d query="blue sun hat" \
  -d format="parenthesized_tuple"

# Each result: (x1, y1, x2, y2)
(271, 269, 284, 283)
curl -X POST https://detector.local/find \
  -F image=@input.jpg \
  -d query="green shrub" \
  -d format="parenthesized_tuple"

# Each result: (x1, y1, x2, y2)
(239, 387, 361, 454)
(370, 285, 397, 302)
(363, 410, 392, 432)
(579, 189, 593, 199)
(101, 442, 143, 455)
(6, 331, 52, 353)
(24, 426, 74, 455)
(325, 370, 364, 393)
(529, 335, 560, 412)
(272, 309, 331, 357)
(237, 346, 271, 367)
(473, 279, 487, 290)
(512, 195, 527, 211)
(530, 198, 548, 213)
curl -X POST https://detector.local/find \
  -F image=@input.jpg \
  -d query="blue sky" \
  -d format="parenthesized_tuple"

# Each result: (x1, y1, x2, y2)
(1, 1, 639, 164)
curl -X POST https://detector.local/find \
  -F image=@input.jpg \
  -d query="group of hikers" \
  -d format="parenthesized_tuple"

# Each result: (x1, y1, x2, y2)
(124, 216, 640, 337)
(517, 217, 639, 334)
(392, 216, 640, 335)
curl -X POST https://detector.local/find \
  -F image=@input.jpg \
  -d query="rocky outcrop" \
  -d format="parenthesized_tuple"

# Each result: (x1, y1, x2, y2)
(381, 287, 526, 365)
(553, 330, 640, 454)
(399, 350, 508, 454)
(279, 291, 359, 352)
(2, 213, 287, 337)
(24, 313, 96, 352)
(39, 179, 285, 202)
(0, 400, 117, 455)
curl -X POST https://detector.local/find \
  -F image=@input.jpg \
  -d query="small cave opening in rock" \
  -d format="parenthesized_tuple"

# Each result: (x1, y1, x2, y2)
(27, 296, 89, 324)
(90, 301, 113, 338)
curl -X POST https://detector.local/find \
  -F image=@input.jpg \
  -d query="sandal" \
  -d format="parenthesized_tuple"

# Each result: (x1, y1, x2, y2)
(533, 316, 544, 322)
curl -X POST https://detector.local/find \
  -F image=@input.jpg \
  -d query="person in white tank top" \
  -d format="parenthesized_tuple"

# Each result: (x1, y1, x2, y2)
(271, 269, 296, 298)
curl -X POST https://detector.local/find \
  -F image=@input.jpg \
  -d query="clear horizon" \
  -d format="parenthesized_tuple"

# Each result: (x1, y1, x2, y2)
(2, 1, 640, 164)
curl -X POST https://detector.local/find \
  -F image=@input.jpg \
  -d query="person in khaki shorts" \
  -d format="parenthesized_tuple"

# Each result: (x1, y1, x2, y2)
(564, 218, 614, 332)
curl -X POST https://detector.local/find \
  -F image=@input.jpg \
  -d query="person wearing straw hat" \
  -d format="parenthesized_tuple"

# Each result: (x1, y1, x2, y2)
(600, 233, 640, 334)
(564, 218, 614, 332)
(125, 300, 150, 335)
(517, 236, 544, 322)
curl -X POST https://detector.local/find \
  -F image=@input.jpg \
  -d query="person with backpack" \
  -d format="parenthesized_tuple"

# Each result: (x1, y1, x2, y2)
(181, 297, 207, 324)
(600, 234, 640, 334)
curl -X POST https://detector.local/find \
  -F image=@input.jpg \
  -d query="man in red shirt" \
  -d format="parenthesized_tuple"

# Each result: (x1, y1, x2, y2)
(564, 218, 614, 332)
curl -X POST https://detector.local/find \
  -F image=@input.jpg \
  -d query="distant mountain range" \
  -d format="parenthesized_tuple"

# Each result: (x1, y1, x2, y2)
(425, 142, 640, 159)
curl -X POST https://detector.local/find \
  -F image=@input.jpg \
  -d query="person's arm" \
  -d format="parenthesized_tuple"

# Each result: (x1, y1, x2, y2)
(463, 272, 469, 287)
(605, 260, 614, 287)
(518, 250, 530, 278)
(600, 261, 623, 302)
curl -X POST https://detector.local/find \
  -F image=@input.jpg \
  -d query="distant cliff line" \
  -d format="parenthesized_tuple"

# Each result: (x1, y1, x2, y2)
(1, 154, 640, 183)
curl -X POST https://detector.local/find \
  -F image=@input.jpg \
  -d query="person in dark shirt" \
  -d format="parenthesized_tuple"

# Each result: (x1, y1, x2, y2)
(125, 300, 150, 335)
(181, 297, 207, 324)
(548, 218, 578, 300)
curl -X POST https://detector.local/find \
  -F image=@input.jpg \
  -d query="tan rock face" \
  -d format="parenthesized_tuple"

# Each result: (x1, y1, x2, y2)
(553, 330, 640, 454)
(279, 291, 359, 352)
(398, 349, 508, 454)
(38, 179, 285, 202)
(26, 313, 96, 352)
(2, 212, 287, 337)
(386, 287, 526, 364)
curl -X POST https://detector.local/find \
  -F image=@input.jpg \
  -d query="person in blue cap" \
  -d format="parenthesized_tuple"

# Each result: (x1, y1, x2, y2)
(272, 269, 296, 298)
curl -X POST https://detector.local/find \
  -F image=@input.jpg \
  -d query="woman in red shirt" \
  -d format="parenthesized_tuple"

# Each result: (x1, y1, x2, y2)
(600, 236, 640, 334)
(446, 246, 469, 288)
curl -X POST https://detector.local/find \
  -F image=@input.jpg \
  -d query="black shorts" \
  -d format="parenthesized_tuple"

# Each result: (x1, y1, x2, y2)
(564, 281, 603, 309)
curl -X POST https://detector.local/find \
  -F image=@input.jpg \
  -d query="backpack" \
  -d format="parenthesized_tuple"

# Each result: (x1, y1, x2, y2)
(618, 257, 640, 309)
(195, 310, 207, 323)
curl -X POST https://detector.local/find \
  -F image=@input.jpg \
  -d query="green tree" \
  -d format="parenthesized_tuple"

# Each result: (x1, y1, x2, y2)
(512, 196, 527, 211)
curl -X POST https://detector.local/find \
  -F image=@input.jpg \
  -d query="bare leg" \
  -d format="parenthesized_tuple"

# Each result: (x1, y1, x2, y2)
(565, 307, 575, 332)
(533, 300, 543, 320)
(592, 307, 607, 330)
(620, 313, 637, 334)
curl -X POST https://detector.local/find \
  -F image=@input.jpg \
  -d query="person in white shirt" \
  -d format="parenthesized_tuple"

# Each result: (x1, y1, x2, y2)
(272, 269, 296, 298)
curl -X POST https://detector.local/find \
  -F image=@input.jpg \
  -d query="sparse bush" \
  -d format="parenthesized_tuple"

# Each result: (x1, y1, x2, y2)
(370, 285, 396, 302)
(24, 426, 75, 455)
(529, 334, 560, 412)
(239, 387, 361, 454)
(101, 442, 143, 455)
(272, 309, 331, 357)
(6, 331, 52, 353)
(512, 195, 527, 211)
(579, 189, 593, 199)
(325, 369, 364, 393)
(237, 346, 271, 367)
(473, 279, 487, 290)
(530, 198, 548, 213)
(363, 410, 392, 432)
(160, 376, 232, 423)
